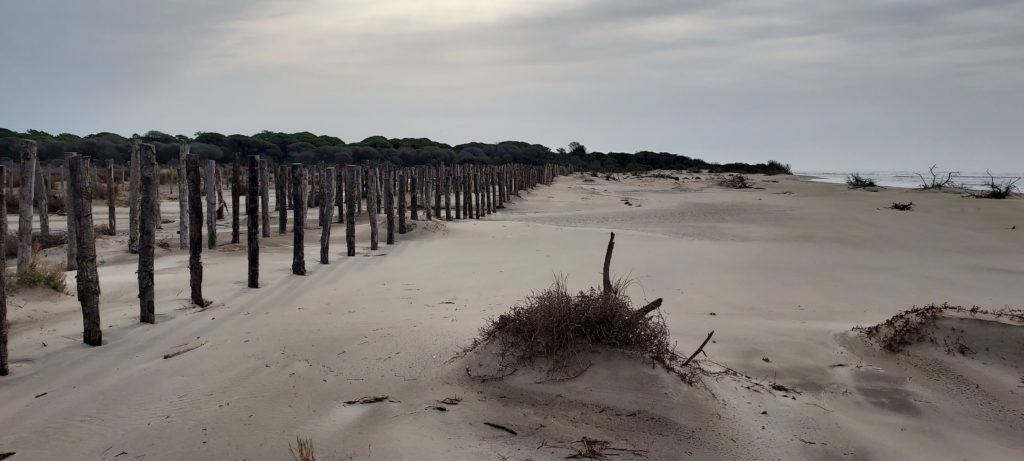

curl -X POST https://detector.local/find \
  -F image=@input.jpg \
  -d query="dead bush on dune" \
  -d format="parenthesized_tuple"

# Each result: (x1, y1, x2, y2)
(915, 164, 959, 190)
(718, 175, 752, 189)
(966, 171, 1019, 199)
(476, 233, 710, 381)
(889, 201, 913, 211)
(5, 193, 67, 215)
(846, 173, 877, 189)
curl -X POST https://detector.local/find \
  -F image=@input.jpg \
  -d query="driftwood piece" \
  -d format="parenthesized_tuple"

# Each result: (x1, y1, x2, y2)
(138, 145, 157, 324)
(16, 140, 36, 274)
(291, 164, 306, 275)
(681, 331, 715, 367)
(70, 156, 102, 345)
(186, 154, 209, 307)
(633, 298, 663, 320)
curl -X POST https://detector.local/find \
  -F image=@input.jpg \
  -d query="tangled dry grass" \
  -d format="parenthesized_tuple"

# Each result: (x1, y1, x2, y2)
(3, 231, 67, 258)
(289, 437, 316, 461)
(11, 244, 67, 293)
(474, 233, 709, 383)
(478, 276, 674, 371)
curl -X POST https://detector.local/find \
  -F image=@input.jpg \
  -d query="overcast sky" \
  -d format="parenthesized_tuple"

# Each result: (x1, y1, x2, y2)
(1, 0, 1021, 171)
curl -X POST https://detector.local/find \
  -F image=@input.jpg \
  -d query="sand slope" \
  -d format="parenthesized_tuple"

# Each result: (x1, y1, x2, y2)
(2, 173, 1022, 460)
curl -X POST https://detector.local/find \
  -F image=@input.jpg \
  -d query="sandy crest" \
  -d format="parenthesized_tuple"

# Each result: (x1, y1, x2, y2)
(1, 173, 1022, 460)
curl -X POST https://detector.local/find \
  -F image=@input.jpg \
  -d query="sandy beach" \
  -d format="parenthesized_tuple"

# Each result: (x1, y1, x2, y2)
(1, 173, 1022, 460)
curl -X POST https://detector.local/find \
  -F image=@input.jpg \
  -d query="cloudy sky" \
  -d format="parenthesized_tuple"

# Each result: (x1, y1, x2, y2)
(1, 0, 1022, 171)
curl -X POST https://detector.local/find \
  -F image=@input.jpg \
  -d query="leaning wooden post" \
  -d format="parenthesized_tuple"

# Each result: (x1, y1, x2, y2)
(65, 154, 78, 270)
(291, 164, 306, 275)
(0, 166, 8, 375)
(128, 141, 140, 253)
(185, 154, 209, 306)
(277, 165, 288, 234)
(367, 166, 379, 250)
(345, 165, 357, 256)
(138, 145, 157, 324)
(320, 167, 335, 264)
(205, 160, 217, 249)
(179, 144, 190, 249)
(384, 170, 395, 245)
(231, 153, 241, 244)
(69, 156, 102, 345)
(247, 156, 260, 288)
(16, 140, 36, 275)
(35, 159, 49, 237)
(397, 170, 407, 234)
(260, 159, 270, 238)
(602, 232, 615, 294)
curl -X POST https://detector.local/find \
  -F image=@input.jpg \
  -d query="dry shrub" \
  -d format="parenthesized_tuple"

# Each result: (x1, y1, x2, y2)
(478, 276, 673, 372)
(4, 193, 67, 215)
(889, 201, 913, 211)
(289, 437, 316, 461)
(846, 173, 877, 188)
(4, 231, 68, 258)
(855, 303, 1024, 352)
(12, 243, 67, 293)
(718, 175, 752, 189)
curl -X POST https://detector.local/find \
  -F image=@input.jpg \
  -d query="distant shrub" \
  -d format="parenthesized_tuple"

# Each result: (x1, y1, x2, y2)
(889, 202, 913, 211)
(915, 165, 959, 190)
(968, 171, 1019, 199)
(766, 160, 792, 175)
(846, 173, 877, 188)
(718, 175, 753, 189)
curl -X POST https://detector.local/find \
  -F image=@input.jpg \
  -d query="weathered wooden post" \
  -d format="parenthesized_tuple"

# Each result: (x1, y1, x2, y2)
(345, 165, 357, 256)
(247, 156, 260, 288)
(355, 166, 362, 217)
(455, 168, 462, 220)
(276, 164, 288, 234)
(65, 154, 78, 270)
(128, 141, 140, 253)
(185, 154, 209, 306)
(138, 145, 157, 323)
(384, 170, 395, 245)
(398, 170, 407, 234)
(69, 156, 102, 345)
(444, 171, 452, 221)
(35, 159, 49, 237)
(320, 167, 335, 263)
(179, 144, 190, 249)
(410, 170, 418, 220)
(367, 166, 379, 250)
(0, 165, 8, 375)
(260, 159, 270, 238)
(277, 165, 288, 234)
(336, 166, 344, 224)
(16, 140, 36, 275)
(291, 164, 306, 275)
(231, 153, 241, 244)
(205, 160, 217, 248)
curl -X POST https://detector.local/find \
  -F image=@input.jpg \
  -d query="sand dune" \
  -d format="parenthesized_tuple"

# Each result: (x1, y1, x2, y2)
(2, 173, 1022, 460)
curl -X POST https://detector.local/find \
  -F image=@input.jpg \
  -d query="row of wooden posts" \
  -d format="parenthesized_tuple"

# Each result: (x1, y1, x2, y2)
(0, 138, 570, 375)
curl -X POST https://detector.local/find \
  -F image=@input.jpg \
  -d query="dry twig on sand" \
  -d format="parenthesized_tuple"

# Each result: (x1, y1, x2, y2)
(289, 437, 316, 461)
(344, 395, 389, 405)
(565, 437, 649, 459)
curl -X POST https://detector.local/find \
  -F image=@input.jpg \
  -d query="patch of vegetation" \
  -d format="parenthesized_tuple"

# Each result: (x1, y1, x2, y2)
(889, 202, 913, 211)
(854, 303, 1024, 353)
(718, 175, 753, 189)
(289, 437, 316, 461)
(12, 244, 67, 293)
(846, 173, 877, 188)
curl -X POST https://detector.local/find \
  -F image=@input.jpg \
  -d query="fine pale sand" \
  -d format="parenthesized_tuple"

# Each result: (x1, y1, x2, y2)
(2, 173, 1022, 460)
